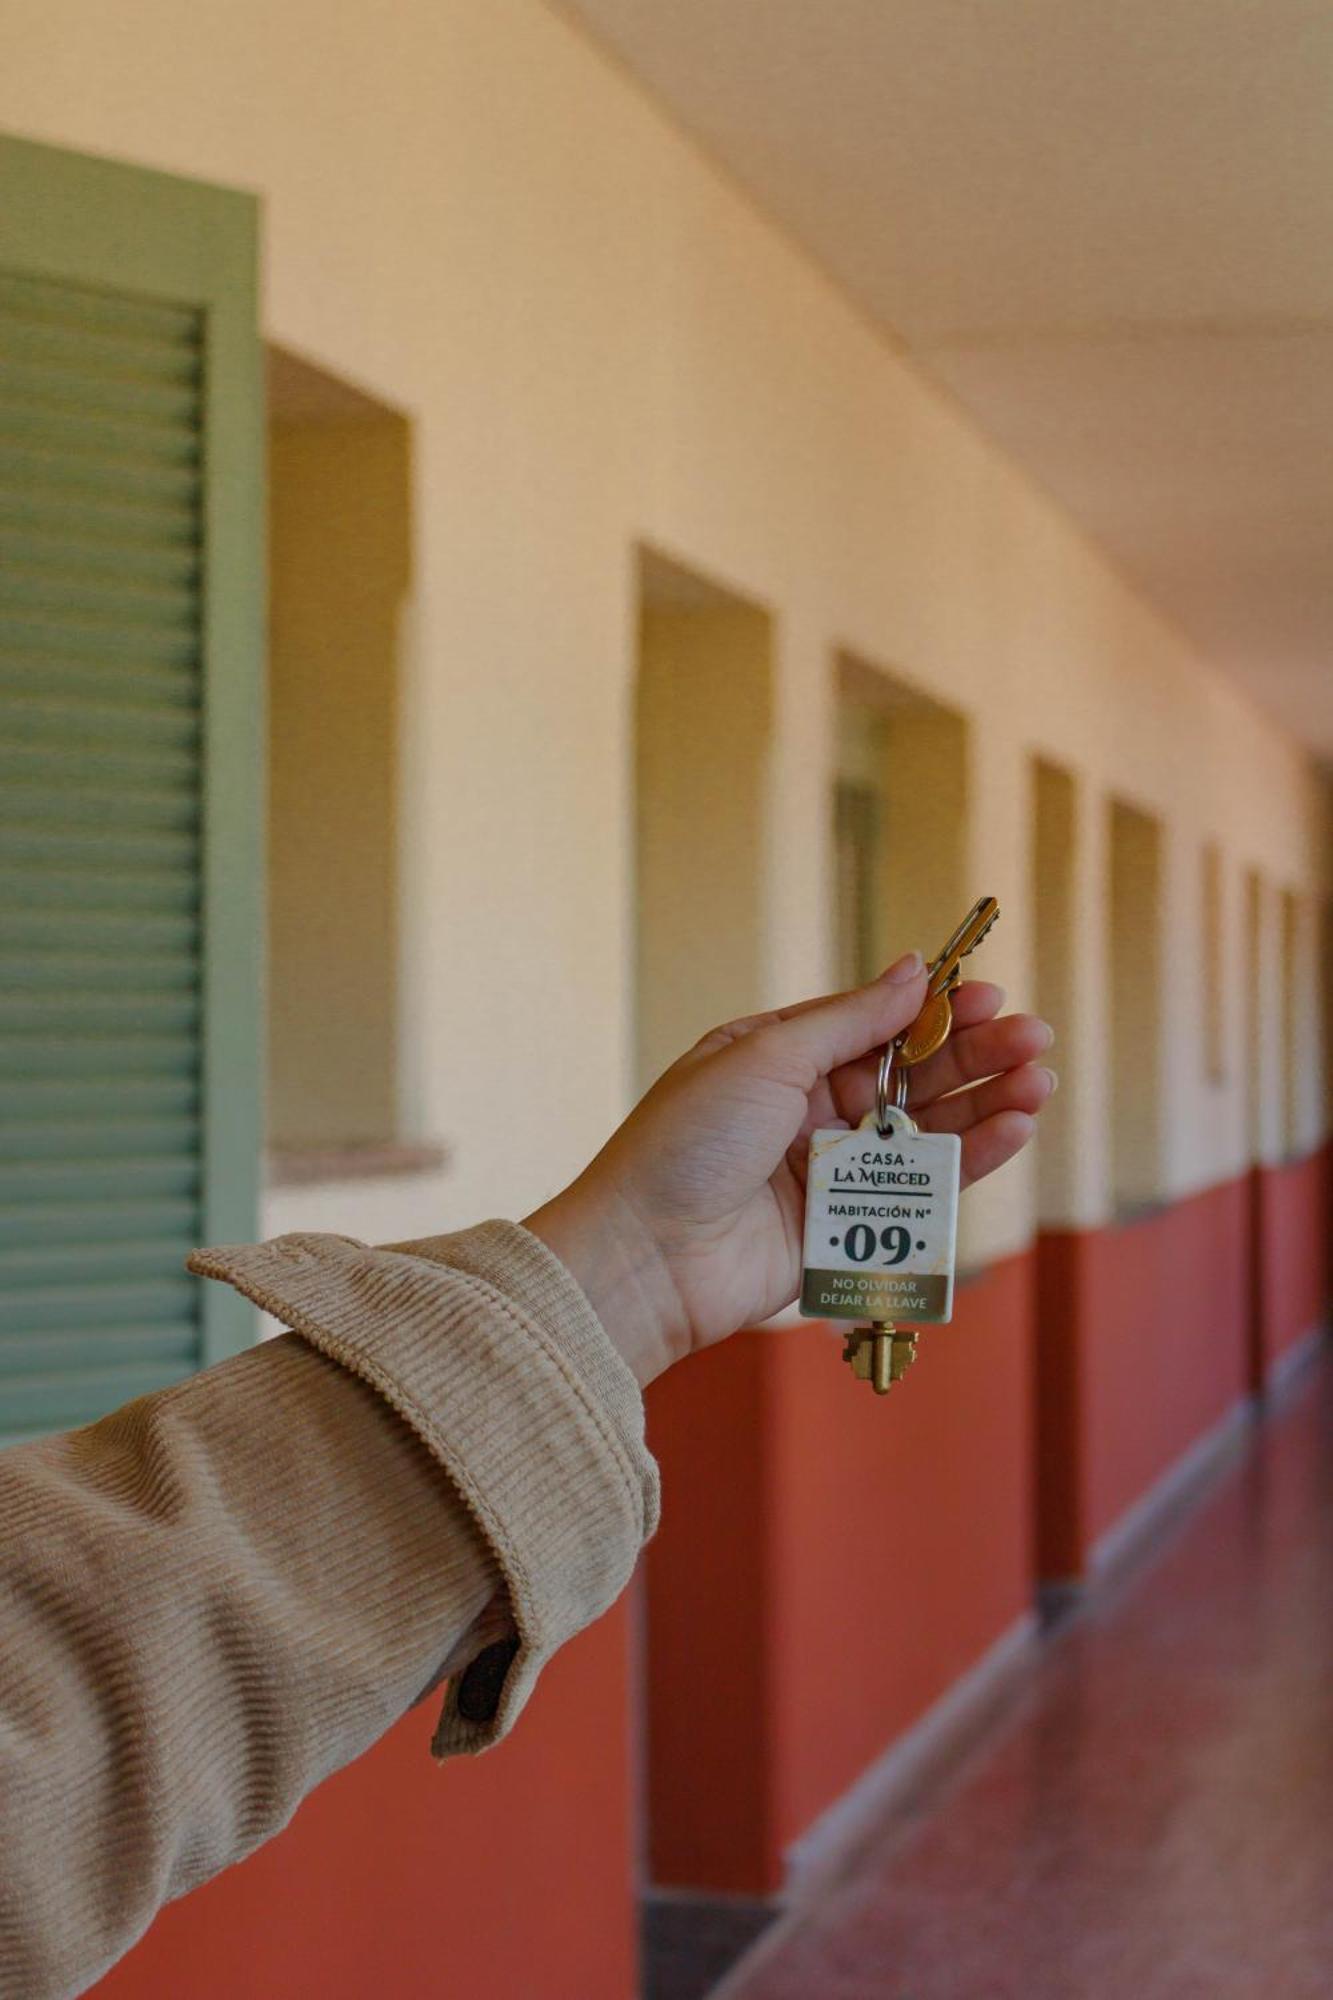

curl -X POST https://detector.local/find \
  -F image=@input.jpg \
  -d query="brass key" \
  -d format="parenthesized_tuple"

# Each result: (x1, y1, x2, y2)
(843, 1325, 919, 1393)
(836, 898, 999, 1399)
(896, 895, 1001, 1068)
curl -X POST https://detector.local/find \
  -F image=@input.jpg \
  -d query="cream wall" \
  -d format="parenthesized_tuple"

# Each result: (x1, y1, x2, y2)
(5, 0, 1328, 1261)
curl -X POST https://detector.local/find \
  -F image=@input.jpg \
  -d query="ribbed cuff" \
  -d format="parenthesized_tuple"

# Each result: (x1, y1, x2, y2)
(187, 1221, 659, 1754)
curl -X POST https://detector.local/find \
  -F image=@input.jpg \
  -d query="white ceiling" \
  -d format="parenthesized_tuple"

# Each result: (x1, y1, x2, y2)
(556, 0, 1333, 756)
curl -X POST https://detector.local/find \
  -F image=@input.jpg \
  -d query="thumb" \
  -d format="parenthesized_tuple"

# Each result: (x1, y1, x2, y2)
(742, 953, 928, 1087)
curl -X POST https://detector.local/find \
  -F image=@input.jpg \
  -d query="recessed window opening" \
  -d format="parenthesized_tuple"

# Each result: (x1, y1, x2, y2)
(633, 546, 772, 1093)
(1031, 758, 1078, 1219)
(1243, 869, 1266, 1164)
(1321, 898, 1333, 1138)
(833, 653, 969, 982)
(1201, 842, 1226, 1087)
(266, 346, 420, 1180)
(1107, 798, 1164, 1216)
(1280, 888, 1304, 1159)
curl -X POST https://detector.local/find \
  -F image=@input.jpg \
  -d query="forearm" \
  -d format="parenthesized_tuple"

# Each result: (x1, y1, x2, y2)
(0, 1222, 659, 2000)
(0, 1335, 497, 2000)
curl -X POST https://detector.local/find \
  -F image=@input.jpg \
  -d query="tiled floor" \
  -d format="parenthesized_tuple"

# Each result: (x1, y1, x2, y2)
(718, 1346, 1333, 2000)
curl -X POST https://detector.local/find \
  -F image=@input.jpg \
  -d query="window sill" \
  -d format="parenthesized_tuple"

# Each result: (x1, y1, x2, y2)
(266, 1141, 450, 1190)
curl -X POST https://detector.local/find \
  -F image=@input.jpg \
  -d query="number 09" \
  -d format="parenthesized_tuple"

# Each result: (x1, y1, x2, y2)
(845, 1224, 912, 1265)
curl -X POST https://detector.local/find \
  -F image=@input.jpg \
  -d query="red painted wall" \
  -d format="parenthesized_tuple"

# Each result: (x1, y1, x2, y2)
(1078, 1179, 1250, 1549)
(1036, 1181, 1249, 1572)
(645, 1255, 1034, 1893)
(1255, 1147, 1331, 1381)
(1035, 1156, 1331, 1580)
(90, 1607, 638, 2000)
(769, 1253, 1034, 1855)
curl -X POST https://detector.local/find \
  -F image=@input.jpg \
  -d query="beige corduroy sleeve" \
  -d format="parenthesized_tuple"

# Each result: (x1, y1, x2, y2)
(0, 1221, 660, 2000)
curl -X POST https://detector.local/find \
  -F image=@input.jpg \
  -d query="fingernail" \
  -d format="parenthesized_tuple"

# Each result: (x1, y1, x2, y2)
(1037, 1020, 1055, 1050)
(884, 951, 924, 983)
(1038, 1065, 1059, 1093)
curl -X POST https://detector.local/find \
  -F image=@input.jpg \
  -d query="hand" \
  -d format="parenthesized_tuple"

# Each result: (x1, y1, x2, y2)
(528, 953, 1055, 1387)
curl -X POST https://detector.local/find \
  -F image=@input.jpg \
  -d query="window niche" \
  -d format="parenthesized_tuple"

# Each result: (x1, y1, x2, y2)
(266, 347, 425, 1179)
(1201, 842, 1227, 1087)
(633, 547, 773, 1094)
(1107, 798, 1164, 1216)
(1031, 758, 1078, 1220)
(832, 654, 969, 984)
(1280, 888, 1305, 1160)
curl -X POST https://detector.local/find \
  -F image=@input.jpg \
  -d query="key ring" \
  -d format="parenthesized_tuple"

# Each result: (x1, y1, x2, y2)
(875, 1040, 910, 1134)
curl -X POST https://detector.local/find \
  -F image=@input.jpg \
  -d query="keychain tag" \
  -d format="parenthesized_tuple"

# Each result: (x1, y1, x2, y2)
(800, 1109, 961, 1324)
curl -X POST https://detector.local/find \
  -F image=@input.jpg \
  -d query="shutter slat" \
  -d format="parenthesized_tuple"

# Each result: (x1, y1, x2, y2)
(0, 484, 196, 549)
(0, 993, 199, 1034)
(0, 1113, 199, 1161)
(0, 438, 198, 509)
(0, 612, 197, 668)
(0, 1277, 197, 1335)
(0, 1327, 197, 1379)
(0, 1198, 196, 1248)
(0, 953, 196, 994)
(0, 270, 199, 346)
(1, 1078, 198, 1120)
(3, 909, 198, 954)
(0, 824, 197, 874)
(0, 1238, 197, 1287)
(0, 651, 197, 711)
(0, 1034, 195, 1078)
(1, 780, 199, 832)
(0, 610, 199, 667)
(0, 1158, 200, 1204)
(0, 568, 197, 629)
(0, 738, 198, 790)
(0, 307, 200, 387)
(0, 397, 199, 470)
(0, 355, 199, 426)
(0, 866, 196, 913)
(0, 525, 198, 589)
(3, 693, 199, 751)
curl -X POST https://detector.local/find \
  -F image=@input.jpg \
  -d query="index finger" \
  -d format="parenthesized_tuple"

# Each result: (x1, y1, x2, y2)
(822, 979, 1007, 1123)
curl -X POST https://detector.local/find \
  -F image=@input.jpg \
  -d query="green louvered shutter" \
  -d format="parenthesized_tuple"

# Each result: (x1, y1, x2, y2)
(0, 136, 264, 1445)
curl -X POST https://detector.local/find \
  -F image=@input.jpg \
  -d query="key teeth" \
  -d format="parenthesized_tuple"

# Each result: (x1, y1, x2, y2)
(843, 1332, 875, 1382)
(843, 1327, 920, 1394)
(890, 1331, 919, 1383)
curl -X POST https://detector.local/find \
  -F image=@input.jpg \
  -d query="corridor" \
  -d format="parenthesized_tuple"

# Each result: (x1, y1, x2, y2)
(6, 8, 1333, 1994)
(722, 1347, 1333, 2000)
